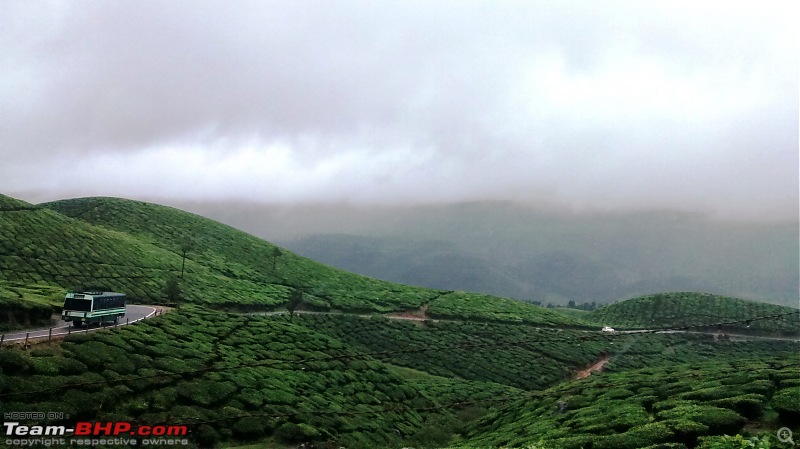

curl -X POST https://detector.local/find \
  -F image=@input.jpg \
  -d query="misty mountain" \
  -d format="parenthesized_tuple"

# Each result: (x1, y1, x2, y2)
(177, 200, 799, 307)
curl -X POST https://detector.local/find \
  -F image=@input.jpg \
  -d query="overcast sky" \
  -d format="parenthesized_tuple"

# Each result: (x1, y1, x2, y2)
(2, 0, 797, 220)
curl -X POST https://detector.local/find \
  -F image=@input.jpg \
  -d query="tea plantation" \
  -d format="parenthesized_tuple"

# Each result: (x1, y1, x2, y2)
(456, 355, 800, 449)
(1, 193, 799, 448)
(0, 307, 452, 447)
(1, 194, 589, 327)
(1, 305, 797, 448)
(588, 292, 800, 336)
(41, 196, 588, 326)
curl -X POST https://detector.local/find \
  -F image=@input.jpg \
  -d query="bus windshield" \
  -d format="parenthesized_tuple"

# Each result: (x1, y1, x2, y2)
(63, 297, 92, 312)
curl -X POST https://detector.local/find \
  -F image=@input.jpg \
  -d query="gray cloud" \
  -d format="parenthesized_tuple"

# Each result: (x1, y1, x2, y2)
(1, 0, 797, 219)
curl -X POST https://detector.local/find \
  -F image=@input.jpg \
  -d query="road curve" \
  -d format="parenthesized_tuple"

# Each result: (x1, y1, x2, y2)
(0, 305, 159, 343)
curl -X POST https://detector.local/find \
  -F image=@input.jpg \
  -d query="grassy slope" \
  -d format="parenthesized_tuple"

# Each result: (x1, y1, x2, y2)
(588, 292, 800, 336)
(44, 196, 446, 311)
(0, 194, 190, 326)
(1, 304, 796, 449)
(2, 305, 797, 449)
(38, 196, 588, 327)
(457, 355, 800, 449)
(0, 307, 441, 448)
(0, 194, 798, 448)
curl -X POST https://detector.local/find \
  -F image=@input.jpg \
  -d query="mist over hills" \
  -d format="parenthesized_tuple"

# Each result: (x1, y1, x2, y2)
(0, 194, 589, 328)
(2, 193, 799, 448)
(175, 200, 799, 307)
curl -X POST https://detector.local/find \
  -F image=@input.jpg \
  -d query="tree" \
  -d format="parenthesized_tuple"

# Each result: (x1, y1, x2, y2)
(271, 247, 283, 272)
(164, 275, 183, 304)
(180, 237, 194, 279)
(286, 287, 304, 318)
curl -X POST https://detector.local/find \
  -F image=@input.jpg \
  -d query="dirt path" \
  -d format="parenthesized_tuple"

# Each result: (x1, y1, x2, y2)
(574, 354, 611, 380)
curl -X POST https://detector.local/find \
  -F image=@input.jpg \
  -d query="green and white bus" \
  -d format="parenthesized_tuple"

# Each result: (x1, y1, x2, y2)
(62, 291, 126, 327)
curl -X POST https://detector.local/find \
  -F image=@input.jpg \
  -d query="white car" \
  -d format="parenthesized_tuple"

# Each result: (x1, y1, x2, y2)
(601, 326, 615, 333)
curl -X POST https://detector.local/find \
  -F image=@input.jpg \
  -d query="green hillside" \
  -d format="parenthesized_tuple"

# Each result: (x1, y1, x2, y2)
(589, 292, 800, 336)
(1, 194, 799, 448)
(1, 194, 188, 326)
(457, 355, 800, 448)
(42, 197, 588, 327)
(2, 304, 798, 449)
(0, 195, 196, 301)
(0, 194, 587, 328)
(0, 307, 444, 448)
(1, 302, 798, 448)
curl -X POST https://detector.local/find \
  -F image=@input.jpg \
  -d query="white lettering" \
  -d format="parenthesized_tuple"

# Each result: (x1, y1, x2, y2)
(3, 422, 19, 435)
(2, 423, 68, 437)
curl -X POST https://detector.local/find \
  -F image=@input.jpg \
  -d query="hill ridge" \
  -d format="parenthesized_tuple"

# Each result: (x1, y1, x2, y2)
(0, 194, 588, 328)
(1, 194, 798, 448)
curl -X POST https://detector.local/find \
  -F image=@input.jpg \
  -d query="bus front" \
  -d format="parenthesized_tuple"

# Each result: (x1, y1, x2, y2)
(62, 293, 93, 325)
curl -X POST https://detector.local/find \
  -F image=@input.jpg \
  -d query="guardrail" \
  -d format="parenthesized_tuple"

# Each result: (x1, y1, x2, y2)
(0, 307, 164, 348)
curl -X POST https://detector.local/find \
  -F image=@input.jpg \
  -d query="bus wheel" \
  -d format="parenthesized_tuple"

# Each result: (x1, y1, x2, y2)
(114, 316, 119, 324)
(73, 320, 82, 327)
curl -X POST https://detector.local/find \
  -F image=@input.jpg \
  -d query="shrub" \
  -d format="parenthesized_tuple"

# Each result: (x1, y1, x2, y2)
(274, 422, 321, 444)
(0, 349, 33, 374)
(708, 394, 766, 419)
(231, 416, 268, 438)
(594, 422, 674, 449)
(658, 405, 745, 435)
(771, 387, 800, 423)
(664, 419, 709, 446)
(192, 424, 221, 448)
(696, 434, 772, 449)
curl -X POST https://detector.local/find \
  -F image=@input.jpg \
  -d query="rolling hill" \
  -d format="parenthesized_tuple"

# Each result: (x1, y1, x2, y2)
(1, 193, 798, 448)
(458, 354, 800, 449)
(0, 194, 587, 328)
(588, 292, 800, 336)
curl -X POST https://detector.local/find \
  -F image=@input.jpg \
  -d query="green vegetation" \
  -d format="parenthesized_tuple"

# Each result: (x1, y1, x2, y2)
(0, 282, 63, 330)
(302, 313, 799, 389)
(589, 292, 800, 336)
(771, 387, 800, 422)
(0, 195, 190, 308)
(300, 314, 607, 390)
(44, 197, 436, 312)
(457, 356, 800, 448)
(427, 291, 590, 327)
(0, 307, 439, 448)
(1, 193, 799, 448)
(3, 305, 796, 449)
(1, 194, 593, 325)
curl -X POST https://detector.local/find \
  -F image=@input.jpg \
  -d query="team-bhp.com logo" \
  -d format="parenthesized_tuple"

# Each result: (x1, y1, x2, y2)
(4, 421, 189, 446)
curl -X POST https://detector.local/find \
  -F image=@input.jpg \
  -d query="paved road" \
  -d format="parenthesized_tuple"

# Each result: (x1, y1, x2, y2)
(254, 310, 800, 343)
(0, 304, 158, 343)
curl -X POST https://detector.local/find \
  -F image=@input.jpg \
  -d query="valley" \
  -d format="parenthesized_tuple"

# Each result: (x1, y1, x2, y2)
(0, 194, 798, 449)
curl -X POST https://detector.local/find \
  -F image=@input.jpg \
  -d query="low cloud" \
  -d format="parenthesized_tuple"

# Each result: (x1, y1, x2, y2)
(2, 0, 797, 220)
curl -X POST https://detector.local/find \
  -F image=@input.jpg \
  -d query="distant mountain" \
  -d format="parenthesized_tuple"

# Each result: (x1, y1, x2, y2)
(256, 202, 798, 307)
(284, 234, 532, 300)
